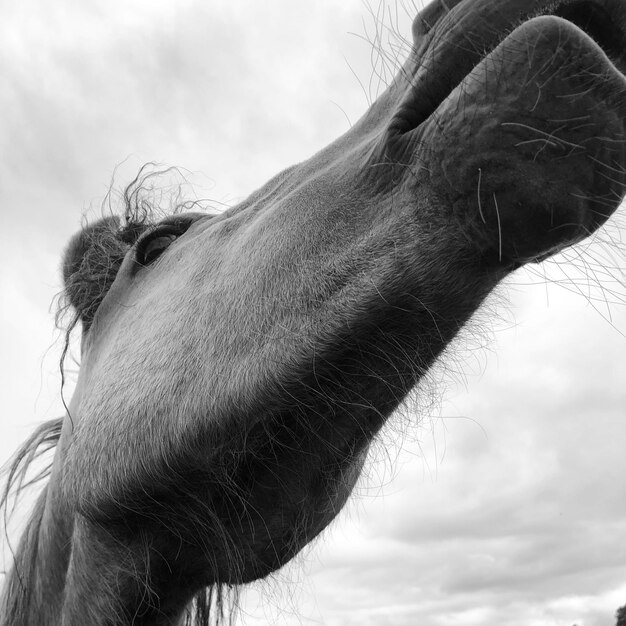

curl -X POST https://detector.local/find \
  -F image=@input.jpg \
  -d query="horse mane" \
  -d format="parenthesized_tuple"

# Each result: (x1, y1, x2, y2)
(1, 166, 237, 626)
(1, 420, 60, 625)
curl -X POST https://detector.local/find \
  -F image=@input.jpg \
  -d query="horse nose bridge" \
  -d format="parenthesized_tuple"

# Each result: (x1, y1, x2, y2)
(259, 126, 411, 208)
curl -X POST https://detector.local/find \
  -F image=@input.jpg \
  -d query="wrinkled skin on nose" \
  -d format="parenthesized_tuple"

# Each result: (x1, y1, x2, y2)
(57, 0, 625, 605)
(410, 0, 626, 262)
(371, 0, 626, 263)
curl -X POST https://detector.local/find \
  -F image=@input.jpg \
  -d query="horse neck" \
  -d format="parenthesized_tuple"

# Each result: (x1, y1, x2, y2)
(2, 475, 195, 626)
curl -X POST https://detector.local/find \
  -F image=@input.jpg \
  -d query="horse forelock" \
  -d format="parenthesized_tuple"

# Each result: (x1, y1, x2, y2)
(57, 164, 212, 337)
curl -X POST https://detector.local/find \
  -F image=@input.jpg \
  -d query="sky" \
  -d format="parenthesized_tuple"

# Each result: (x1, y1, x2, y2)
(1, 1, 625, 625)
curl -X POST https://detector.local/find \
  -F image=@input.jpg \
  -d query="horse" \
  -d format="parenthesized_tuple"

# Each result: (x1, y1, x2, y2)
(2, 0, 625, 624)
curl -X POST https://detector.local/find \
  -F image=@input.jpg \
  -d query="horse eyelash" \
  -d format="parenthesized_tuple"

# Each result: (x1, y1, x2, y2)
(135, 232, 178, 266)
(134, 222, 193, 266)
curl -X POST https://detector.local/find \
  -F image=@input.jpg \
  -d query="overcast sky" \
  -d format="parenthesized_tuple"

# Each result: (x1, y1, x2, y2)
(1, 1, 625, 625)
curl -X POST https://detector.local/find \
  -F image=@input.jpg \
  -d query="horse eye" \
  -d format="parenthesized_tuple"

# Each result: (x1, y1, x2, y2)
(137, 233, 178, 265)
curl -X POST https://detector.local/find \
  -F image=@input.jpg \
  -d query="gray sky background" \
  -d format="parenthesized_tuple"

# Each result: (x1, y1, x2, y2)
(1, 1, 625, 625)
